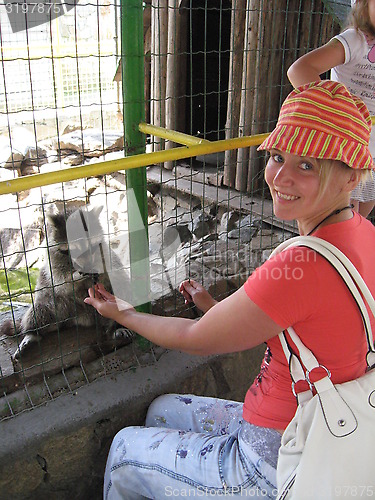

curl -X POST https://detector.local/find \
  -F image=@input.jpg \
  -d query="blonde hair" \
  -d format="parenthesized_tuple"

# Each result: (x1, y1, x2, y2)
(317, 158, 373, 198)
(347, 1, 375, 37)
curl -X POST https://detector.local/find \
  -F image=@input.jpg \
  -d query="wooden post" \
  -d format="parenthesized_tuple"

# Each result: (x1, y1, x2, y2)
(246, 0, 287, 193)
(223, 0, 246, 188)
(165, 0, 179, 169)
(318, 1, 339, 45)
(177, 1, 187, 133)
(235, 0, 260, 192)
(268, 2, 287, 117)
(246, 0, 268, 192)
(151, 0, 168, 152)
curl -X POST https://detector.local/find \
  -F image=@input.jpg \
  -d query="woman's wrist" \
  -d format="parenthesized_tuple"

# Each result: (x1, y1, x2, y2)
(202, 297, 218, 313)
(114, 304, 137, 327)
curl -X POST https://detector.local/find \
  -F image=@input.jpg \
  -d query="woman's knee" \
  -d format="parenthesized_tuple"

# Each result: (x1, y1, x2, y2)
(109, 426, 138, 455)
(145, 393, 179, 427)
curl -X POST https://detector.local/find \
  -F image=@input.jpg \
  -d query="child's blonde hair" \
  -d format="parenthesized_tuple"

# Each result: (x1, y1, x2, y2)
(348, 1, 375, 37)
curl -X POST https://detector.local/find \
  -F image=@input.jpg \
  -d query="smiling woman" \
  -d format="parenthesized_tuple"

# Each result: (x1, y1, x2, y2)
(85, 81, 375, 499)
(259, 80, 372, 236)
(264, 150, 359, 234)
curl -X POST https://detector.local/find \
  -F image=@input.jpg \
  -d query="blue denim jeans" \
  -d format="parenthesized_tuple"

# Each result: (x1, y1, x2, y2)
(104, 394, 281, 499)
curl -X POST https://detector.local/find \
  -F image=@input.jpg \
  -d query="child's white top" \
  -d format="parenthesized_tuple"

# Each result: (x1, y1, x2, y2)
(331, 28, 375, 156)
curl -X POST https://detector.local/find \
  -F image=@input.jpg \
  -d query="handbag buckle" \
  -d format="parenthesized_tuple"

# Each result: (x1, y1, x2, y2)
(306, 364, 331, 386)
(291, 379, 312, 397)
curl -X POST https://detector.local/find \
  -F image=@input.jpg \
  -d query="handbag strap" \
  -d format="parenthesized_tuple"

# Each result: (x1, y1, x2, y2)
(279, 332, 316, 404)
(270, 236, 375, 367)
(270, 236, 375, 436)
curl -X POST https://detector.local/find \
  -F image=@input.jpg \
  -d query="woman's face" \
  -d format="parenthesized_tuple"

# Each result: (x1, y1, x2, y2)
(264, 150, 352, 228)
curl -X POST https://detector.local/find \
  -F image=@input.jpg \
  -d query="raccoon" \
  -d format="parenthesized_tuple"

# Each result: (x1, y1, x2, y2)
(5, 202, 133, 360)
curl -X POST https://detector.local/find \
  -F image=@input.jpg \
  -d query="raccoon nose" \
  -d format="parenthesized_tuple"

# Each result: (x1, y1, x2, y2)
(58, 243, 69, 254)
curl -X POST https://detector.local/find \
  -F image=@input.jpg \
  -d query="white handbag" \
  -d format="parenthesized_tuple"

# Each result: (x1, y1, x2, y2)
(269, 236, 375, 500)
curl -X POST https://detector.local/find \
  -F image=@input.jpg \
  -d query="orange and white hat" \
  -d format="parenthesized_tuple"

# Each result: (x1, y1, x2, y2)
(258, 80, 374, 170)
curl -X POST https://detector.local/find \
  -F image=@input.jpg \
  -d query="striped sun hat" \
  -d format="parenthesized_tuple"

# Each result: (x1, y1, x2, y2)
(258, 80, 374, 170)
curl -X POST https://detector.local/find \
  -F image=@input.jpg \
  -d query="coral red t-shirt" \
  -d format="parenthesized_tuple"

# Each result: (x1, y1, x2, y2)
(243, 213, 375, 430)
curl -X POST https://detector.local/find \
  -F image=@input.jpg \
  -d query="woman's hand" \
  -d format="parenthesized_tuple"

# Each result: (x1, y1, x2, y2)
(179, 279, 218, 314)
(84, 283, 135, 323)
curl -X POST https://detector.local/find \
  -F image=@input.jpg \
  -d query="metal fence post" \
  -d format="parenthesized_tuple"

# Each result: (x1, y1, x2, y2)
(121, 0, 151, 313)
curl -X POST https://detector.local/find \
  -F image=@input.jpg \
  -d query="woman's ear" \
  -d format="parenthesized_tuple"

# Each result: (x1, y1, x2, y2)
(343, 171, 361, 193)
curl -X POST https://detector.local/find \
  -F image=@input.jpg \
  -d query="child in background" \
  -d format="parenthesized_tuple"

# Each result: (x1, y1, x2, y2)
(287, 0, 375, 217)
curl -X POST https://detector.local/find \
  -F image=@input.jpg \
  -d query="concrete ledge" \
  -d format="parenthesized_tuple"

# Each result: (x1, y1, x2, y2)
(0, 346, 265, 500)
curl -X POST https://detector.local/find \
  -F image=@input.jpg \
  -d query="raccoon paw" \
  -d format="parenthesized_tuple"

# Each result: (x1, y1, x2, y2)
(0, 318, 18, 339)
(13, 333, 39, 360)
(113, 328, 135, 345)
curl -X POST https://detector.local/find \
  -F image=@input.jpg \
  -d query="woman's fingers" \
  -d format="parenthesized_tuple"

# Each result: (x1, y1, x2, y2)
(85, 284, 108, 308)
(179, 280, 196, 302)
(180, 280, 205, 304)
(84, 295, 98, 307)
(179, 280, 217, 313)
(95, 283, 114, 299)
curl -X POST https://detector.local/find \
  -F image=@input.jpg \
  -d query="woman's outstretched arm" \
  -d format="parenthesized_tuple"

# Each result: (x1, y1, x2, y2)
(84, 282, 282, 356)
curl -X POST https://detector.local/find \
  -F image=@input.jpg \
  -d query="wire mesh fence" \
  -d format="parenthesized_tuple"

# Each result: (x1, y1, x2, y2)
(0, 0, 348, 421)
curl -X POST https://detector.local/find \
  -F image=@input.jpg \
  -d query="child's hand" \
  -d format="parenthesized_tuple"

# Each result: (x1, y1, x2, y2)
(179, 279, 218, 314)
(84, 283, 134, 322)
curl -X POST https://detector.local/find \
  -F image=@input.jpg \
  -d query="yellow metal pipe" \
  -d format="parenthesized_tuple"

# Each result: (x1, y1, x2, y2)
(4, 112, 375, 197)
(138, 122, 210, 146)
(143, 119, 375, 137)
(0, 132, 270, 196)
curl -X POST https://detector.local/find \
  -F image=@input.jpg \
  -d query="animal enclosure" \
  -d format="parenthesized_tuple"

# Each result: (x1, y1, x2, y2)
(0, 0, 348, 421)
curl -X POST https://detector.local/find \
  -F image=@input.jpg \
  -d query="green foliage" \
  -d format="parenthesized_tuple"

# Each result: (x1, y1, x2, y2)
(135, 334, 152, 351)
(0, 268, 39, 310)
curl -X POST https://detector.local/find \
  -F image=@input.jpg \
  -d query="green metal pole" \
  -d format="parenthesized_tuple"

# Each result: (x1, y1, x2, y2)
(121, 0, 151, 313)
